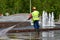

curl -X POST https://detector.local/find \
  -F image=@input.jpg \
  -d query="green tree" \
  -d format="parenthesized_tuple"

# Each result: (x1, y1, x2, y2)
(32, 0, 42, 15)
(0, 0, 60, 20)
(0, 0, 7, 14)
(14, 0, 23, 13)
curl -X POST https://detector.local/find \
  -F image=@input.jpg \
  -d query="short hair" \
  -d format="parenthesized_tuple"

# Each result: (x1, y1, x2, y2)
(32, 7, 36, 10)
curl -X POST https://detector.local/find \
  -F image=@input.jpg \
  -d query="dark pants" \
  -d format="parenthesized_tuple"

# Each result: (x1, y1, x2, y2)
(33, 20, 40, 29)
(33, 20, 40, 37)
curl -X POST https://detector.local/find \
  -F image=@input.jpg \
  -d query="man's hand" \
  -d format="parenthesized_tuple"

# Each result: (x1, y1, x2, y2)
(27, 18, 30, 20)
(27, 14, 32, 20)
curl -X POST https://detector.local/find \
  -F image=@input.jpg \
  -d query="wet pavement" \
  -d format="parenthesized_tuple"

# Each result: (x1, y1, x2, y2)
(0, 22, 60, 40)
(0, 14, 60, 40)
(0, 32, 41, 40)
(0, 30, 60, 40)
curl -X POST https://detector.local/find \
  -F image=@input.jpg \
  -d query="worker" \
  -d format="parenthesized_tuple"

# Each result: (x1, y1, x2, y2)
(27, 7, 40, 37)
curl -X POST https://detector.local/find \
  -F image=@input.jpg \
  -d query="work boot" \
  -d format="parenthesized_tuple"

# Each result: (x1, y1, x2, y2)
(33, 29, 40, 39)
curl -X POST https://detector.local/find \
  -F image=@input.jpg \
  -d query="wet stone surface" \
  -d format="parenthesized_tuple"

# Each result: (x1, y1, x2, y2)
(0, 22, 31, 28)
(0, 31, 60, 40)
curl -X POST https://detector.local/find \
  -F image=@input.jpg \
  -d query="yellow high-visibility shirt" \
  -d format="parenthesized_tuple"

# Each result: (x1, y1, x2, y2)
(31, 10, 40, 21)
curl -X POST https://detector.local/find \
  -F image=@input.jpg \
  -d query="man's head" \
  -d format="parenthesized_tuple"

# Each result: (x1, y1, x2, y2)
(32, 7, 36, 11)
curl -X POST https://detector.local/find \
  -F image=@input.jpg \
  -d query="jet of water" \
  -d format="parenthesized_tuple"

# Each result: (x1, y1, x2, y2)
(0, 25, 16, 36)
(48, 13, 51, 26)
(51, 12, 55, 27)
(42, 10, 46, 27)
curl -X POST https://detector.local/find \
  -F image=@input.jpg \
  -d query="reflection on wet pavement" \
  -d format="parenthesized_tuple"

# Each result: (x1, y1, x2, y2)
(0, 30, 41, 40)
(0, 32, 41, 40)
(0, 31, 60, 40)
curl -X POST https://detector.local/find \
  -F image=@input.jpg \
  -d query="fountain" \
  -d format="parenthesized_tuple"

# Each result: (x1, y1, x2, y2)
(51, 12, 55, 27)
(48, 13, 51, 27)
(42, 11, 55, 27)
(42, 10, 46, 27)
(42, 11, 55, 40)
(42, 11, 48, 38)
(48, 12, 55, 37)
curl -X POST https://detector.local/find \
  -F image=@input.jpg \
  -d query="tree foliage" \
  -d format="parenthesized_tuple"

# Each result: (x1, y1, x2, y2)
(0, 0, 60, 19)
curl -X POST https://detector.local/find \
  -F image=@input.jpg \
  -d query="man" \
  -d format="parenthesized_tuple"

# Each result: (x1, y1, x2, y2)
(28, 7, 40, 37)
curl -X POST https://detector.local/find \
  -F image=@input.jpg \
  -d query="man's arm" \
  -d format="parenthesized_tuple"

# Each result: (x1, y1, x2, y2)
(27, 14, 32, 20)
